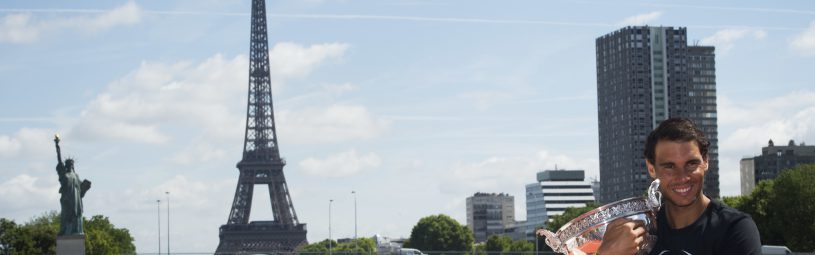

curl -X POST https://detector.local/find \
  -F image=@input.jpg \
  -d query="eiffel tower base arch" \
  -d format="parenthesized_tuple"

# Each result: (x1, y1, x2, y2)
(215, 222, 307, 254)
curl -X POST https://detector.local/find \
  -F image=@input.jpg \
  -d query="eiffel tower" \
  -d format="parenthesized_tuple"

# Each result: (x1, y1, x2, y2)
(215, 0, 307, 254)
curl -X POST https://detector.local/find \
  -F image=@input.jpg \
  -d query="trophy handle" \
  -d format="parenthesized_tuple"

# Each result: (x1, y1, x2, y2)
(536, 229, 563, 254)
(647, 179, 662, 211)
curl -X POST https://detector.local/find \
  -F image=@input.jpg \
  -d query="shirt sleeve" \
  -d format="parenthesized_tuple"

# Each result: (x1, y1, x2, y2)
(719, 216, 762, 255)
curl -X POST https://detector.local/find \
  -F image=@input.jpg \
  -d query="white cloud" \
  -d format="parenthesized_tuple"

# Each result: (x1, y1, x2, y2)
(171, 141, 229, 165)
(0, 1, 142, 44)
(0, 174, 59, 213)
(270, 42, 349, 85)
(103, 175, 233, 212)
(84, 175, 236, 253)
(277, 104, 389, 144)
(299, 149, 381, 177)
(444, 150, 595, 192)
(618, 11, 662, 26)
(436, 149, 598, 220)
(0, 133, 23, 157)
(717, 91, 815, 196)
(0, 14, 39, 43)
(81, 1, 141, 32)
(0, 128, 55, 160)
(701, 28, 767, 54)
(791, 20, 815, 56)
(71, 42, 351, 145)
(71, 54, 246, 144)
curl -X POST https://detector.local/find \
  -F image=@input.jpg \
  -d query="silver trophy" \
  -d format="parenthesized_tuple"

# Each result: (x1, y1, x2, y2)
(537, 179, 662, 255)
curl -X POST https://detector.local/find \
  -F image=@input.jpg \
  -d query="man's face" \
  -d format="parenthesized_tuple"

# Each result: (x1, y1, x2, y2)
(647, 139, 708, 208)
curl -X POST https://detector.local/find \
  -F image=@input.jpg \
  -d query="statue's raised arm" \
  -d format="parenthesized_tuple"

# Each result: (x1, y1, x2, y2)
(54, 134, 63, 165)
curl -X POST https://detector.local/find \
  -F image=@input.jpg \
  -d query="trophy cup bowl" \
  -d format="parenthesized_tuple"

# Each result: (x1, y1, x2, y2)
(537, 180, 661, 255)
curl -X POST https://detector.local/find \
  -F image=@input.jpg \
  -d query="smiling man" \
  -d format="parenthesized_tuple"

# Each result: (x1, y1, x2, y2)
(598, 118, 761, 255)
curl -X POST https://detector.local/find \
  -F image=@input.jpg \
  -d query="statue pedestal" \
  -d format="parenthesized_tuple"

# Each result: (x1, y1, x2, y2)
(57, 235, 85, 255)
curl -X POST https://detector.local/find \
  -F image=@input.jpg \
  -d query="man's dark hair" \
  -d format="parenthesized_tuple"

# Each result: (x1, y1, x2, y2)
(644, 117, 710, 164)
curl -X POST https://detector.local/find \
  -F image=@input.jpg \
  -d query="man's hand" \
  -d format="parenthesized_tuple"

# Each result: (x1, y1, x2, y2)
(597, 218, 646, 255)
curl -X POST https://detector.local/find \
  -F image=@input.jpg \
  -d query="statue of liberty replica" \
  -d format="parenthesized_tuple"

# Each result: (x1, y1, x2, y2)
(54, 134, 91, 254)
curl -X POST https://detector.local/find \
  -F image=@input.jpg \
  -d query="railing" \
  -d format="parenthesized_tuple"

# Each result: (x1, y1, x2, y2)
(129, 251, 815, 255)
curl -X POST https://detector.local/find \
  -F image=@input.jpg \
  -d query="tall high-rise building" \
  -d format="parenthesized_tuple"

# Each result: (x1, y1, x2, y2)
(740, 158, 755, 195)
(596, 26, 720, 203)
(466, 193, 515, 242)
(741, 139, 815, 194)
(522, 183, 546, 241)
(538, 170, 596, 218)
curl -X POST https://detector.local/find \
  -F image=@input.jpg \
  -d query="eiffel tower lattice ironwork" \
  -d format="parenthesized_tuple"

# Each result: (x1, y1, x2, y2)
(215, 0, 307, 254)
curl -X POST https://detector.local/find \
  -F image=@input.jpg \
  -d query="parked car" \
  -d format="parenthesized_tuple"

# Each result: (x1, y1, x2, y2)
(762, 245, 792, 255)
(399, 248, 426, 255)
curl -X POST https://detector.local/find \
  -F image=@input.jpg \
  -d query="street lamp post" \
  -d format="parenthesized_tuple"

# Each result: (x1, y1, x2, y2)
(351, 191, 357, 240)
(329, 199, 333, 255)
(157, 199, 161, 255)
(166, 191, 170, 255)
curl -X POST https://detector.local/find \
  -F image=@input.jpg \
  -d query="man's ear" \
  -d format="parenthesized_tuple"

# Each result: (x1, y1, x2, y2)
(702, 155, 710, 172)
(647, 160, 657, 179)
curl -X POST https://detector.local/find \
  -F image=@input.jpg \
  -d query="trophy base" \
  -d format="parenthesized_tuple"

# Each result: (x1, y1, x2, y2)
(57, 235, 85, 255)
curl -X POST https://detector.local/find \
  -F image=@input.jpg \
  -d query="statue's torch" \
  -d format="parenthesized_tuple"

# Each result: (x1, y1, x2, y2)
(54, 133, 62, 164)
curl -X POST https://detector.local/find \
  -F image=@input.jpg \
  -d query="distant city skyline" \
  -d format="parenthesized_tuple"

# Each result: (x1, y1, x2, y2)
(2, 0, 815, 253)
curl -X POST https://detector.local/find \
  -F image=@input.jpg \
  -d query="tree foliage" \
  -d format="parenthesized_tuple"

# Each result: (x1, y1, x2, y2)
(0, 211, 135, 255)
(300, 238, 375, 255)
(723, 164, 815, 252)
(300, 239, 336, 254)
(404, 214, 473, 253)
(471, 242, 486, 255)
(485, 235, 512, 253)
(483, 235, 532, 255)
(545, 203, 600, 232)
(767, 164, 815, 251)
(84, 215, 136, 255)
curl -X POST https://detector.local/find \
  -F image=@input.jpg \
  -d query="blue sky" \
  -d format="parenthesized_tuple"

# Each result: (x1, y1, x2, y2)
(2, 0, 815, 253)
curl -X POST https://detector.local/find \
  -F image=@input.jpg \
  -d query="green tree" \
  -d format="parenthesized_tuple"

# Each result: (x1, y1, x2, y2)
(300, 239, 335, 254)
(404, 214, 473, 253)
(0, 218, 15, 254)
(507, 240, 533, 253)
(0, 211, 58, 255)
(300, 238, 376, 255)
(84, 215, 135, 255)
(472, 242, 486, 255)
(0, 211, 135, 255)
(545, 203, 600, 232)
(738, 179, 783, 246)
(335, 238, 377, 254)
(485, 235, 512, 253)
(720, 195, 746, 209)
(484, 235, 532, 255)
(767, 164, 815, 251)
